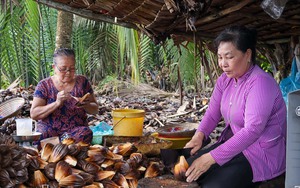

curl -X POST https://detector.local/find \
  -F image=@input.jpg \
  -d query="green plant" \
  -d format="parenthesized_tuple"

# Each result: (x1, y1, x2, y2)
(0, 2, 56, 88)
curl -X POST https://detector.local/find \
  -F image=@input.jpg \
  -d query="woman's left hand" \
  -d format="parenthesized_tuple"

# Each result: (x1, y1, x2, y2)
(185, 153, 216, 183)
(74, 94, 99, 115)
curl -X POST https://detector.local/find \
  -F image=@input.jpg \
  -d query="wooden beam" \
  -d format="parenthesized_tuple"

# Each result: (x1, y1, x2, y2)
(195, 0, 255, 25)
(264, 38, 290, 44)
(260, 28, 300, 40)
(36, 0, 138, 30)
(235, 12, 300, 26)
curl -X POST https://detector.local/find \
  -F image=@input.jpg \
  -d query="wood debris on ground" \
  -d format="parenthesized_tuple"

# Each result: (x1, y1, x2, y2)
(0, 80, 225, 142)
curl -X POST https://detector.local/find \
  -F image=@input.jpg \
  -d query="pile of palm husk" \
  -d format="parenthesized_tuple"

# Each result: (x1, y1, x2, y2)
(0, 134, 166, 187)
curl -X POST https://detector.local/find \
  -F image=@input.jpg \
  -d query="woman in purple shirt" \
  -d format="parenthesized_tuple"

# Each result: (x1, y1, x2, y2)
(185, 26, 287, 188)
(30, 48, 99, 146)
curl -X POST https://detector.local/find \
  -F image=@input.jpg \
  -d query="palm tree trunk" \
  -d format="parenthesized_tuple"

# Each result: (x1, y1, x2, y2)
(56, 11, 73, 49)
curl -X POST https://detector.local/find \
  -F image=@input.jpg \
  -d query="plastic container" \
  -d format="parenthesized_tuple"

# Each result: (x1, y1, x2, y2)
(92, 134, 111, 145)
(90, 122, 114, 145)
(112, 109, 145, 136)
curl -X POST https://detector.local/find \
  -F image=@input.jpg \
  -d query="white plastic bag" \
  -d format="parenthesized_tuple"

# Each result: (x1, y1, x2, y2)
(261, 0, 288, 19)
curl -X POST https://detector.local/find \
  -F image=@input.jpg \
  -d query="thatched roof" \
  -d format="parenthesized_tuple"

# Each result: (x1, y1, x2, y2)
(38, 0, 300, 44)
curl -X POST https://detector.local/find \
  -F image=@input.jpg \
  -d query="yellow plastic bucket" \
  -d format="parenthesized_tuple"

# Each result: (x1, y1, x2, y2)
(112, 109, 145, 136)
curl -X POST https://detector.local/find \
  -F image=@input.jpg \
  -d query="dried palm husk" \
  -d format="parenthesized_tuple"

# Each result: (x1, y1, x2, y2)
(76, 146, 89, 159)
(83, 184, 102, 188)
(15, 168, 28, 177)
(174, 155, 189, 181)
(100, 179, 120, 188)
(89, 144, 104, 149)
(33, 170, 48, 187)
(59, 174, 85, 187)
(112, 173, 129, 188)
(127, 178, 138, 188)
(85, 156, 105, 166)
(23, 146, 39, 156)
(64, 155, 77, 167)
(83, 182, 104, 188)
(11, 157, 28, 171)
(15, 175, 28, 185)
(27, 155, 48, 170)
(37, 157, 48, 169)
(100, 159, 115, 169)
(6, 167, 16, 178)
(28, 156, 40, 171)
(129, 153, 143, 164)
(127, 153, 144, 169)
(44, 162, 56, 180)
(113, 161, 131, 175)
(48, 143, 68, 163)
(48, 180, 59, 188)
(71, 167, 84, 174)
(77, 141, 90, 147)
(61, 137, 75, 145)
(55, 161, 72, 182)
(0, 169, 10, 187)
(87, 148, 103, 155)
(89, 146, 111, 156)
(95, 170, 115, 181)
(41, 143, 54, 161)
(105, 150, 123, 161)
(68, 143, 81, 156)
(1, 150, 13, 168)
(144, 162, 160, 178)
(1, 179, 16, 187)
(77, 159, 100, 174)
(137, 166, 146, 172)
(0, 134, 16, 146)
(16, 184, 27, 188)
(124, 170, 141, 180)
(11, 147, 23, 160)
(79, 171, 94, 185)
(87, 150, 106, 164)
(110, 142, 134, 156)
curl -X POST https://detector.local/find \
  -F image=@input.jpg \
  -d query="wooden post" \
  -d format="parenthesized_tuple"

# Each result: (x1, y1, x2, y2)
(177, 66, 183, 106)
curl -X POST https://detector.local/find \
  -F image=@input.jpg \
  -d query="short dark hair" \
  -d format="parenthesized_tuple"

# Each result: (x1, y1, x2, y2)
(214, 25, 257, 64)
(53, 48, 75, 64)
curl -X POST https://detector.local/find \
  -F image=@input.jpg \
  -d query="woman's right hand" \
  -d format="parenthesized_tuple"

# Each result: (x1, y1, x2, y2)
(184, 131, 205, 155)
(56, 90, 71, 106)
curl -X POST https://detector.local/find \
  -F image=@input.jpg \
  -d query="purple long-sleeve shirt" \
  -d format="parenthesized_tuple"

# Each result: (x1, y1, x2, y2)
(197, 65, 287, 182)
